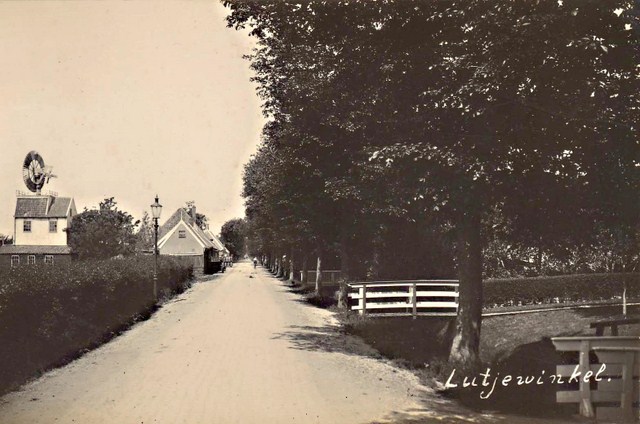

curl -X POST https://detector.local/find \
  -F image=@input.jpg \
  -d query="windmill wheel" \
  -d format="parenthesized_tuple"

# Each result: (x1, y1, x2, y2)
(22, 151, 46, 193)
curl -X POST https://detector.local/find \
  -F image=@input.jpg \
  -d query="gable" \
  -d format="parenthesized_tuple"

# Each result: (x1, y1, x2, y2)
(158, 208, 216, 250)
(158, 220, 206, 250)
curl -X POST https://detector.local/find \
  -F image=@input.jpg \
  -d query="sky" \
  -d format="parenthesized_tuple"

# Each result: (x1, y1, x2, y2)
(0, 0, 264, 235)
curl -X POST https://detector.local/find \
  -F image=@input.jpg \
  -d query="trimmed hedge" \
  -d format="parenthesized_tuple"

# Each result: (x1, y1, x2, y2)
(484, 273, 640, 308)
(0, 255, 193, 395)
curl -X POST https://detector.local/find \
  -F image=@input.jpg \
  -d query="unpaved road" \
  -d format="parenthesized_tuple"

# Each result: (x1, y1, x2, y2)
(0, 262, 446, 424)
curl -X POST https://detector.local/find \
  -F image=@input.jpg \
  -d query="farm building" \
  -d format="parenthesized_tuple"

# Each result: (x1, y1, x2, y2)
(157, 207, 223, 274)
(0, 194, 77, 266)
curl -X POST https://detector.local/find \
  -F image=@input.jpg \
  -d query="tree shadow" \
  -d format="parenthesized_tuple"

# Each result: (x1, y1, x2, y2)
(271, 324, 383, 359)
(448, 337, 576, 419)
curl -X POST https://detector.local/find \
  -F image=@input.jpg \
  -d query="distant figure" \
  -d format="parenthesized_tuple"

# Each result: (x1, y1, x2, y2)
(253, 257, 258, 269)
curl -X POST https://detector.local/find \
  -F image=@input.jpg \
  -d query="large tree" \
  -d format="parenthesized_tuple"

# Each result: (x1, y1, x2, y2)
(67, 198, 140, 260)
(220, 218, 247, 259)
(225, 0, 638, 369)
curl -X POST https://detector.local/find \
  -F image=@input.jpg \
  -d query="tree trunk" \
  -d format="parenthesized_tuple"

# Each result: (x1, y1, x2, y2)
(368, 224, 385, 280)
(289, 247, 295, 283)
(338, 230, 350, 309)
(339, 230, 350, 280)
(302, 254, 309, 285)
(315, 252, 322, 295)
(536, 236, 543, 275)
(449, 206, 483, 371)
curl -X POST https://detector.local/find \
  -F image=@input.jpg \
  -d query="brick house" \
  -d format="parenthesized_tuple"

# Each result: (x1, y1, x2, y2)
(0, 195, 77, 266)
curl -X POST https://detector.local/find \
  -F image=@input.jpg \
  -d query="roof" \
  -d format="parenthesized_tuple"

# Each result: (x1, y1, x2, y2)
(0, 245, 71, 255)
(203, 229, 226, 251)
(158, 209, 218, 251)
(15, 196, 74, 218)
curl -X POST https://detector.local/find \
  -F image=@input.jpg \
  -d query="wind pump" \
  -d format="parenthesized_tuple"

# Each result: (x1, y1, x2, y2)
(22, 151, 56, 195)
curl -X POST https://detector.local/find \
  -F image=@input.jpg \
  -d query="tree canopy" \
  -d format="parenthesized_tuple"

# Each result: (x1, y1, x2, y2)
(220, 218, 247, 259)
(225, 0, 638, 368)
(67, 198, 140, 260)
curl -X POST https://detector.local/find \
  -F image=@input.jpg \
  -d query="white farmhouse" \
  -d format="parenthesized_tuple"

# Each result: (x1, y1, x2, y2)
(0, 194, 77, 266)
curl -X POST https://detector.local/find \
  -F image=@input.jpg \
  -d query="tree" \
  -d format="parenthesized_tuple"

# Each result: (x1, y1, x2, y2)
(135, 211, 154, 252)
(0, 234, 12, 246)
(184, 201, 209, 230)
(225, 0, 638, 369)
(67, 198, 140, 260)
(220, 218, 247, 259)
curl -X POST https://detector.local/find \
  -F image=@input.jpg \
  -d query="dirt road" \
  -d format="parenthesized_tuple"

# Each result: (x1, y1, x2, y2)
(0, 262, 445, 424)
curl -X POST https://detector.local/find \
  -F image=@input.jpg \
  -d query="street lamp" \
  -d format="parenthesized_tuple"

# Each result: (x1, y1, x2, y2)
(150, 195, 163, 301)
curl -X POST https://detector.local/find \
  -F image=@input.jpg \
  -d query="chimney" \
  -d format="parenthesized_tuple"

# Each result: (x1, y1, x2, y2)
(190, 205, 197, 223)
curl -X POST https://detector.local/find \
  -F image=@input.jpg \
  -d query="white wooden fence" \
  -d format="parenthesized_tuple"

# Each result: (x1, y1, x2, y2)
(551, 336, 640, 421)
(347, 280, 459, 317)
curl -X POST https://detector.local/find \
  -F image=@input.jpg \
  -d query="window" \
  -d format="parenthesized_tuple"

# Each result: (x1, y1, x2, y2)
(23, 220, 31, 232)
(11, 255, 19, 266)
(28, 255, 35, 265)
(178, 230, 186, 238)
(44, 255, 54, 265)
(49, 219, 57, 232)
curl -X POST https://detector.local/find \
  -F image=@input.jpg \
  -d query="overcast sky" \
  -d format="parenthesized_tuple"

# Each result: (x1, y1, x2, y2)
(0, 1, 263, 235)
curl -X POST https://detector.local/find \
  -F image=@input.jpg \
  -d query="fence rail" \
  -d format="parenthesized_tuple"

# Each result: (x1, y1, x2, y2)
(551, 336, 640, 421)
(347, 280, 459, 317)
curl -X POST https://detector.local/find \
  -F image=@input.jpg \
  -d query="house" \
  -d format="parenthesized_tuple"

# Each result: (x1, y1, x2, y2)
(157, 206, 222, 274)
(0, 194, 77, 266)
(203, 228, 230, 269)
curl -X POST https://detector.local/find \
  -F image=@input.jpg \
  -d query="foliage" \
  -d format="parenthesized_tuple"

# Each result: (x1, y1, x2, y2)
(484, 273, 640, 308)
(220, 218, 246, 259)
(67, 198, 140, 259)
(135, 211, 155, 252)
(225, 0, 638, 367)
(0, 255, 193, 395)
(0, 234, 12, 246)
(184, 201, 208, 230)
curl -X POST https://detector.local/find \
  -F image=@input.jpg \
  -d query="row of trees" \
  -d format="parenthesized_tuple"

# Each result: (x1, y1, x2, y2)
(225, 0, 638, 369)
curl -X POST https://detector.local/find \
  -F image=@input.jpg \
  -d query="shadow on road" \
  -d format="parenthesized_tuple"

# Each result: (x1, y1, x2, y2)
(271, 324, 382, 359)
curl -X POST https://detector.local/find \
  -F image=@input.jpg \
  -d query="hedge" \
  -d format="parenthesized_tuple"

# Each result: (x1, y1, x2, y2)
(0, 255, 193, 395)
(483, 273, 640, 308)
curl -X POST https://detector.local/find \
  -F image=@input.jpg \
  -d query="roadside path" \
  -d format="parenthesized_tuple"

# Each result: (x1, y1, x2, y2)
(0, 262, 440, 424)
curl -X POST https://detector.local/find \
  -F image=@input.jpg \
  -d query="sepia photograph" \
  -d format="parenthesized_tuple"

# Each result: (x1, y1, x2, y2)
(0, 1, 638, 423)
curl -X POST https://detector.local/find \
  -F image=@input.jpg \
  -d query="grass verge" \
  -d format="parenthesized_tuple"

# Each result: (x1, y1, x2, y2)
(289, 278, 640, 420)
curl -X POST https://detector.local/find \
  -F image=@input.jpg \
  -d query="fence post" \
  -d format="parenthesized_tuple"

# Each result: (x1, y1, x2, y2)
(362, 284, 367, 315)
(623, 280, 627, 316)
(578, 340, 594, 418)
(412, 282, 417, 319)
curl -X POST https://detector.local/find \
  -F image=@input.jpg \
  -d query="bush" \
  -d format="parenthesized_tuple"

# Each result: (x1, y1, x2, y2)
(483, 273, 640, 308)
(0, 255, 193, 395)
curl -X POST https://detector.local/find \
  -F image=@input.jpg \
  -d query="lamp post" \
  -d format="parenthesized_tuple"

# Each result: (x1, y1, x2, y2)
(150, 195, 163, 301)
